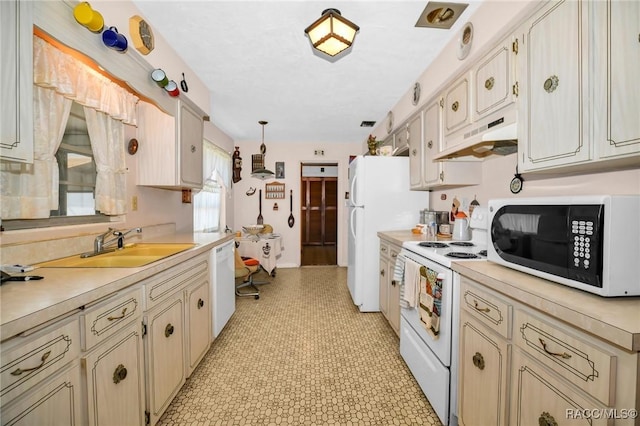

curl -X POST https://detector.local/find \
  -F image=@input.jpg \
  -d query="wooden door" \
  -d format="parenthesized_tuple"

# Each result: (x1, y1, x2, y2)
(301, 176, 337, 265)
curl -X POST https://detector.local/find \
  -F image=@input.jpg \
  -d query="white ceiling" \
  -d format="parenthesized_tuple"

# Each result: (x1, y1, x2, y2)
(132, 1, 482, 145)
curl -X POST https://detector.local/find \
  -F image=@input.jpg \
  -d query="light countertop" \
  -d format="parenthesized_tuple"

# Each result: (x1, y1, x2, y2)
(452, 261, 640, 352)
(0, 232, 234, 342)
(377, 230, 437, 246)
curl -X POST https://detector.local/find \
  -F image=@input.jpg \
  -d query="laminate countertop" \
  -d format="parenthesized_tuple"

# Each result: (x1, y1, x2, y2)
(0, 232, 234, 342)
(377, 230, 442, 246)
(452, 261, 640, 352)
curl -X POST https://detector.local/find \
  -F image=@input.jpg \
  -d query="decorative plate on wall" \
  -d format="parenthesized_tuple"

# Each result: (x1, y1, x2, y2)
(412, 82, 421, 106)
(386, 111, 394, 134)
(457, 22, 473, 60)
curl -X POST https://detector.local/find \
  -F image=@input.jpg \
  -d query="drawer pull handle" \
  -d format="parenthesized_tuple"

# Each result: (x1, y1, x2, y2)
(539, 338, 571, 359)
(472, 352, 485, 370)
(538, 411, 558, 426)
(473, 300, 490, 313)
(107, 307, 128, 321)
(11, 350, 51, 376)
(113, 364, 128, 384)
(197, 298, 204, 309)
(165, 323, 175, 338)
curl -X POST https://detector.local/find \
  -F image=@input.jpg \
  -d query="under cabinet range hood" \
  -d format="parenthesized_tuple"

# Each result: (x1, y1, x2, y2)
(433, 109, 518, 160)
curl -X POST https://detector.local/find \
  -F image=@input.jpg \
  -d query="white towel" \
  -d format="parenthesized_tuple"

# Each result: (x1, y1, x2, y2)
(403, 258, 421, 308)
(394, 255, 409, 308)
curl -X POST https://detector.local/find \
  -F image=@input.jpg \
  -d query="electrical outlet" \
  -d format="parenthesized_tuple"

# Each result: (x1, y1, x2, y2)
(131, 196, 138, 211)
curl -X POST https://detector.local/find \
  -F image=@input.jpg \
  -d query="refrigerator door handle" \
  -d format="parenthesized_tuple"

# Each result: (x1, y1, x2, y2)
(350, 207, 358, 241)
(350, 173, 362, 207)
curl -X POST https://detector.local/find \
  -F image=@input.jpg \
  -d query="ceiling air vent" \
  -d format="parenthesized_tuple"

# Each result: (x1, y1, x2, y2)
(415, 2, 469, 29)
(360, 121, 376, 127)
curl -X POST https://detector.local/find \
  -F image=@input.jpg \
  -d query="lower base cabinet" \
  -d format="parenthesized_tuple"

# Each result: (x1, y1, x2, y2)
(1, 363, 83, 425)
(145, 296, 185, 426)
(378, 238, 401, 335)
(82, 322, 145, 426)
(185, 278, 211, 378)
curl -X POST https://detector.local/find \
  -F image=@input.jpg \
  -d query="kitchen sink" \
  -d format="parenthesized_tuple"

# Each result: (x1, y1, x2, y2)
(36, 243, 196, 268)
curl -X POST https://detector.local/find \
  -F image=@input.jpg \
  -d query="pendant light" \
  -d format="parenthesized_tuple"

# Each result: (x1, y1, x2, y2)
(251, 120, 275, 180)
(304, 8, 359, 62)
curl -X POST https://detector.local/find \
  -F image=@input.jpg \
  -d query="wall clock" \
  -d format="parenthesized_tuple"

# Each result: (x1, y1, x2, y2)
(129, 15, 154, 55)
(510, 167, 524, 194)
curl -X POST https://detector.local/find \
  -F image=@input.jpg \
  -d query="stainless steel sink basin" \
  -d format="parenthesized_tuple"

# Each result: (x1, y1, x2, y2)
(36, 243, 196, 268)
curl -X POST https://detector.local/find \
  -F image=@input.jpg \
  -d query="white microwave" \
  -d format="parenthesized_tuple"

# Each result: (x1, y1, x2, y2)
(487, 195, 640, 297)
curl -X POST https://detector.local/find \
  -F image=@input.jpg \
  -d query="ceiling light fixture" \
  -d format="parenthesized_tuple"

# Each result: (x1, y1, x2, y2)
(251, 120, 275, 180)
(304, 8, 360, 62)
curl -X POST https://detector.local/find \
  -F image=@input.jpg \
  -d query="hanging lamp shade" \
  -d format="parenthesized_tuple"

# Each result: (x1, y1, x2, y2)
(304, 9, 359, 62)
(251, 121, 275, 180)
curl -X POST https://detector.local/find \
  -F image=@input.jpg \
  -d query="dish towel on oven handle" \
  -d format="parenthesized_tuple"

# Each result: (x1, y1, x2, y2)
(397, 256, 421, 308)
(418, 267, 445, 340)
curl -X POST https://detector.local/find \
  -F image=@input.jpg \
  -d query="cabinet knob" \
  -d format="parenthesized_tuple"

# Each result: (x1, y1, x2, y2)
(107, 307, 128, 321)
(412, 148, 417, 156)
(380, 269, 385, 277)
(451, 101, 459, 112)
(165, 323, 175, 338)
(427, 140, 433, 149)
(190, 145, 196, 153)
(538, 411, 558, 426)
(484, 77, 495, 91)
(197, 298, 204, 309)
(472, 352, 485, 370)
(113, 364, 128, 384)
(543, 75, 559, 93)
(391, 280, 397, 287)
(10, 350, 51, 376)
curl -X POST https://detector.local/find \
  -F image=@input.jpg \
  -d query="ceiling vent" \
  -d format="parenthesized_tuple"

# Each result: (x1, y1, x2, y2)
(360, 121, 376, 127)
(415, 2, 469, 29)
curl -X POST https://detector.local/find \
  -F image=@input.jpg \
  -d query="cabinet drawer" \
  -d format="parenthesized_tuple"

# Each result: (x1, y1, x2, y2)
(379, 241, 390, 258)
(511, 348, 609, 426)
(514, 309, 616, 406)
(143, 253, 208, 310)
(81, 286, 143, 351)
(460, 277, 512, 339)
(1, 317, 80, 404)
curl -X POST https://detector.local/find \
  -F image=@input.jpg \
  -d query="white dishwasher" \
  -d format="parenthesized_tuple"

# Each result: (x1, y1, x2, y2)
(211, 240, 235, 341)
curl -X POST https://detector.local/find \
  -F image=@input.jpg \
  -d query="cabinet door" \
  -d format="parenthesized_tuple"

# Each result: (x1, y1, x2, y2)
(592, 0, 640, 159)
(145, 297, 185, 426)
(443, 73, 471, 139)
(408, 113, 423, 189)
(179, 102, 203, 188)
(1, 364, 82, 426)
(387, 246, 401, 335)
(378, 252, 389, 318)
(459, 311, 510, 426)
(518, 0, 590, 171)
(510, 348, 608, 426)
(0, 0, 33, 163)
(185, 278, 211, 377)
(422, 100, 443, 187)
(474, 40, 514, 119)
(83, 323, 145, 426)
(394, 125, 408, 156)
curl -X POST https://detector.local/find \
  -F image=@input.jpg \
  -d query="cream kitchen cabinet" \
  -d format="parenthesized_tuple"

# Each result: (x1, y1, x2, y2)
(80, 287, 145, 426)
(458, 274, 640, 426)
(0, 0, 33, 163)
(394, 123, 409, 157)
(411, 99, 481, 190)
(442, 72, 472, 142)
(592, 0, 640, 160)
(137, 97, 206, 190)
(378, 237, 401, 336)
(518, 0, 639, 173)
(142, 252, 210, 425)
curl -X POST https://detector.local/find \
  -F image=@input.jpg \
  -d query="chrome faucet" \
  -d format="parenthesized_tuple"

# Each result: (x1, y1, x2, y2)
(83, 227, 143, 258)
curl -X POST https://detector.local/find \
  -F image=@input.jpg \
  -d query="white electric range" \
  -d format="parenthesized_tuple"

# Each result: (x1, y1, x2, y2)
(398, 208, 489, 426)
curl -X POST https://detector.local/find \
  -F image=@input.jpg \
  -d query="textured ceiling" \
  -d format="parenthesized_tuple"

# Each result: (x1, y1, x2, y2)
(132, 1, 481, 144)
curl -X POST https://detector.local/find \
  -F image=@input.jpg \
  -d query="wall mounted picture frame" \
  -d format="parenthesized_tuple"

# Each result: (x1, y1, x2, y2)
(275, 161, 285, 179)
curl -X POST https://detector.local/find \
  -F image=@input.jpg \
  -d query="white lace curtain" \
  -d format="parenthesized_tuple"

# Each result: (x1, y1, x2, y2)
(0, 36, 138, 219)
(193, 141, 232, 232)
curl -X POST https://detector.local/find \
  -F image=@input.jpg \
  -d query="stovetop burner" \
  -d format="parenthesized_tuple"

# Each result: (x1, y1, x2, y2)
(418, 242, 449, 248)
(446, 252, 480, 259)
(450, 241, 475, 247)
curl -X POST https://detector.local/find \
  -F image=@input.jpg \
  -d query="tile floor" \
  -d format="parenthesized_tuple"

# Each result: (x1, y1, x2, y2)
(158, 266, 442, 425)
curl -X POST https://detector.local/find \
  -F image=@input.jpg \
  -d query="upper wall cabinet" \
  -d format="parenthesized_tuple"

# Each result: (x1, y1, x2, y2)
(137, 97, 205, 190)
(518, 0, 640, 173)
(591, 0, 640, 160)
(0, 0, 33, 163)
(474, 39, 516, 121)
(443, 72, 472, 142)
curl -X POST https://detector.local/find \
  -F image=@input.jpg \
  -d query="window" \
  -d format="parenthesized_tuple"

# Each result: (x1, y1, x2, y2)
(193, 141, 231, 232)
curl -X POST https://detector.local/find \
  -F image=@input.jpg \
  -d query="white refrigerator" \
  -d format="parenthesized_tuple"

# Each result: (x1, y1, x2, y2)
(347, 156, 429, 312)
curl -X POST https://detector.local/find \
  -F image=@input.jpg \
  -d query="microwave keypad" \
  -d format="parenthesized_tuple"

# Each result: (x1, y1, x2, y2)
(572, 220, 593, 269)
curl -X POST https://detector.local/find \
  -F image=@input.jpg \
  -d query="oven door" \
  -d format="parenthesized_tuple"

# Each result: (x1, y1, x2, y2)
(399, 250, 454, 366)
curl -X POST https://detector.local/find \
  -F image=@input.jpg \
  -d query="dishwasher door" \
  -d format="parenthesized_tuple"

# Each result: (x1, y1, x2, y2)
(211, 240, 235, 340)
